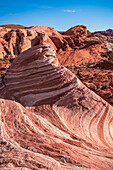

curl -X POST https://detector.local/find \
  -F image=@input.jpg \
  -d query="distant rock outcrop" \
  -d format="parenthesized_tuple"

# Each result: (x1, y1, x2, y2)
(94, 29, 113, 36)
(64, 25, 87, 37)
(0, 24, 27, 29)
(0, 43, 113, 169)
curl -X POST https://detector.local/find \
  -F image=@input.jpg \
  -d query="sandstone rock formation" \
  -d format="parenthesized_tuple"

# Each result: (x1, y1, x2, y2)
(0, 25, 61, 60)
(0, 24, 112, 105)
(0, 25, 109, 64)
(0, 43, 113, 169)
(64, 25, 87, 37)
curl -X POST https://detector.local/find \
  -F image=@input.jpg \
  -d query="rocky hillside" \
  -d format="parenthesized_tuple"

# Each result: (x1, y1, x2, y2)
(0, 24, 113, 105)
(0, 43, 113, 169)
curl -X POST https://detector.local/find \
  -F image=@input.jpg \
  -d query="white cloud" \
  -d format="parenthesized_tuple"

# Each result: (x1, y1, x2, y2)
(64, 10, 76, 13)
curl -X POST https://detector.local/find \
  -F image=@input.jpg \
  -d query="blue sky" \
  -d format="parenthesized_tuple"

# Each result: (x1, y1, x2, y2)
(0, 0, 113, 32)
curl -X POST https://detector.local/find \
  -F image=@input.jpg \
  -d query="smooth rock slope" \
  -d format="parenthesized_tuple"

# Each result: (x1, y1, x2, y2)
(0, 43, 113, 170)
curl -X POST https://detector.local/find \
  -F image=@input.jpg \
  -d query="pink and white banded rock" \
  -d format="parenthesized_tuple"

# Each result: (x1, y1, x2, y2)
(0, 43, 113, 170)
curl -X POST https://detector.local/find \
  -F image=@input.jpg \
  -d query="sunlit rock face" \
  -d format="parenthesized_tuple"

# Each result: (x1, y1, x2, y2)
(0, 43, 113, 170)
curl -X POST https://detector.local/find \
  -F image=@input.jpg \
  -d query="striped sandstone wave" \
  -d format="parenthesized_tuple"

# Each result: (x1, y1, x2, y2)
(0, 43, 113, 170)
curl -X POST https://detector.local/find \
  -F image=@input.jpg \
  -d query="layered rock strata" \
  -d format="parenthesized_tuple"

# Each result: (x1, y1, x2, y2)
(0, 43, 113, 169)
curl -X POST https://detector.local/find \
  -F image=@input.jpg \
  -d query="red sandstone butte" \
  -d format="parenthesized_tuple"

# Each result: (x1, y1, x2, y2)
(0, 43, 113, 170)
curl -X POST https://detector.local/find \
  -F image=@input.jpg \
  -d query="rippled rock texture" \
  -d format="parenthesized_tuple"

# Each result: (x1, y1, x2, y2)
(0, 43, 113, 170)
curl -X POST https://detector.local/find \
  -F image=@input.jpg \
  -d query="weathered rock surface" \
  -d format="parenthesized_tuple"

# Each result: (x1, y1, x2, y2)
(0, 43, 113, 169)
